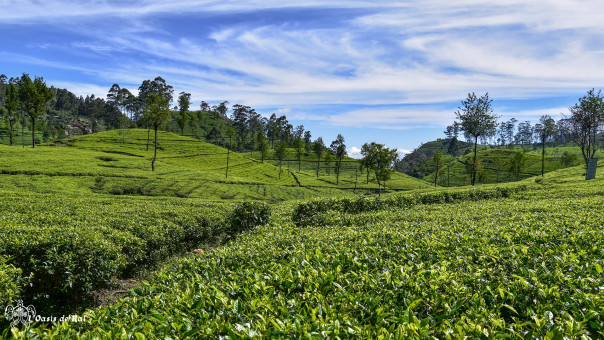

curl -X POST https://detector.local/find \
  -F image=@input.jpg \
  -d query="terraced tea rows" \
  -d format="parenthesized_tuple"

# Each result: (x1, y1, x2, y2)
(10, 172, 604, 338)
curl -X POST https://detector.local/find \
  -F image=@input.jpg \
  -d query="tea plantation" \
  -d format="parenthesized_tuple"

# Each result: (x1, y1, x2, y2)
(1, 132, 603, 338)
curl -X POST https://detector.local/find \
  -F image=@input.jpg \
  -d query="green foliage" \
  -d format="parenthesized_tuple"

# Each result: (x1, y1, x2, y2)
(561, 151, 580, 168)
(227, 202, 271, 236)
(509, 151, 527, 180)
(292, 185, 525, 227)
(20, 173, 604, 338)
(0, 256, 25, 324)
(0, 194, 230, 315)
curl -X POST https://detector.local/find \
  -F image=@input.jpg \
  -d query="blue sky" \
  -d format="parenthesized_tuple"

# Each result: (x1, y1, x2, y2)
(2, 1, 604, 157)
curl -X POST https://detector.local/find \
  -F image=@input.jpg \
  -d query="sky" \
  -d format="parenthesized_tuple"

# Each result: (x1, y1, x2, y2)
(1, 0, 604, 158)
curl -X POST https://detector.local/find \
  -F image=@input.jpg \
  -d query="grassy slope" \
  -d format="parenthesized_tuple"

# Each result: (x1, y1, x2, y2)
(0, 129, 428, 199)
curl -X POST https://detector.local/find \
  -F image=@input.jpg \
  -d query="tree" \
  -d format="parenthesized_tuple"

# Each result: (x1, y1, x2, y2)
(561, 89, 604, 167)
(18, 74, 35, 147)
(360, 142, 373, 184)
(515, 121, 533, 150)
(231, 104, 251, 151)
(367, 142, 398, 195)
(139, 77, 173, 148)
(274, 140, 288, 179)
(560, 151, 579, 168)
(534, 115, 557, 176)
(207, 126, 223, 145)
(493, 156, 507, 183)
(177, 92, 191, 135)
(25, 76, 53, 148)
(431, 150, 444, 186)
(200, 101, 211, 112)
(293, 137, 304, 172)
(256, 130, 269, 163)
(216, 101, 229, 117)
(3, 83, 19, 145)
(447, 137, 461, 156)
(454, 92, 498, 185)
(303, 130, 312, 151)
(330, 134, 347, 185)
(313, 137, 325, 177)
(142, 93, 171, 171)
(508, 151, 526, 181)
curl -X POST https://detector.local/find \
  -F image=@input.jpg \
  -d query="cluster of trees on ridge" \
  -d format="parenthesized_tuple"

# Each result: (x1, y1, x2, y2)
(423, 90, 603, 186)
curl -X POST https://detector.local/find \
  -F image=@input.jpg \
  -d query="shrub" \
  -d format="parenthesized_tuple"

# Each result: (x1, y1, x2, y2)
(227, 202, 271, 235)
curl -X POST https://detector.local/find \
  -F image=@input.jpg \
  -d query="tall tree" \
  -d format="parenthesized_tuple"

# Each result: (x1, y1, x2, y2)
(509, 151, 526, 181)
(561, 89, 604, 167)
(454, 92, 498, 185)
(303, 130, 312, 151)
(534, 115, 557, 177)
(216, 101, 229, 117)
(368, 142, 398, 195)
(139, 77, 173, 147)
(515, 121, 533, 150)
(18, 74, 35, 148)
(177, 92, 191, 135)
(313, 137, 325, 177)
(274, 140, 288, 179)
(431, 150, 444, 186)
(256, 130, 269, 163)
(20, 76, 53, 148)
(142, 93, 171, 171)
(4, 83, 19, 145)
(330, 134, 347, 185)
(360, 142, 373, 184)
(231, 104, 251, 151)
(293, 136, 304, 172)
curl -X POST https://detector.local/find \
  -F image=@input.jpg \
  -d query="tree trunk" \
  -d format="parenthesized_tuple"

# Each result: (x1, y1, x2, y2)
(146, 127, 151, 151)
(226, 140, 230, 178)
(31, 116, 36, 148)
(22, 111, 25, 148)
(9, 118, 14, 145)
(472, 136, 478, 186)
(279, 161, 282, 179)
(152, 126, 157, 171)
(541, 137, 546, 177)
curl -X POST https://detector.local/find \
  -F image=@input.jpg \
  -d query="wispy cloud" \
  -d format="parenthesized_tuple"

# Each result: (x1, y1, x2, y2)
(2, 1, 603, 149)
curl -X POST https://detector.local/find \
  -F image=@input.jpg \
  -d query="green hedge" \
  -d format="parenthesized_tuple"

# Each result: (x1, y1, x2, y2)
(0, 194, 231, 315)
(293, 185, 527, 227)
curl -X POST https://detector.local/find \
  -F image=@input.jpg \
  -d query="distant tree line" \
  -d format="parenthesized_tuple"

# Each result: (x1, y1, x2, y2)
(441, 90, 604, 185)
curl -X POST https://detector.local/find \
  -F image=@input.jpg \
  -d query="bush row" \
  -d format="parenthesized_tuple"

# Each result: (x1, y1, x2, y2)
(0, 195, 271, 316)
(292, 185, 527, 226)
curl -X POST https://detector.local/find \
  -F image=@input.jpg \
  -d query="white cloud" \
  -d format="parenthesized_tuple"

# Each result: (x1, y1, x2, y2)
(348, 146, 362, 159)
(2, 0, 604, 131)
(397, 148, 412, 156)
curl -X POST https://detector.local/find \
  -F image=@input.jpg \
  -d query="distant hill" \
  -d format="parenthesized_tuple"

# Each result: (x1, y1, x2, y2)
(0, 129, 430, 200)
(394, 137, 597, 186)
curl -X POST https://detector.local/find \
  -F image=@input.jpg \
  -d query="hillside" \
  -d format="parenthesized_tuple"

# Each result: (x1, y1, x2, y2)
(396, 137, 601, 186)
(0, 129, 428, 200)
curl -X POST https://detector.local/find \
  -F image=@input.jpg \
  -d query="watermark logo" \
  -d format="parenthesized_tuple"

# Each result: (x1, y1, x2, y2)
(4, 300, 36, 327)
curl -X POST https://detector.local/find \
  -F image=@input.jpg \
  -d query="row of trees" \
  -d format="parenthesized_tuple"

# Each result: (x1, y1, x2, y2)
(1, 74, 53, 148)
(446, 90, 603, 185)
